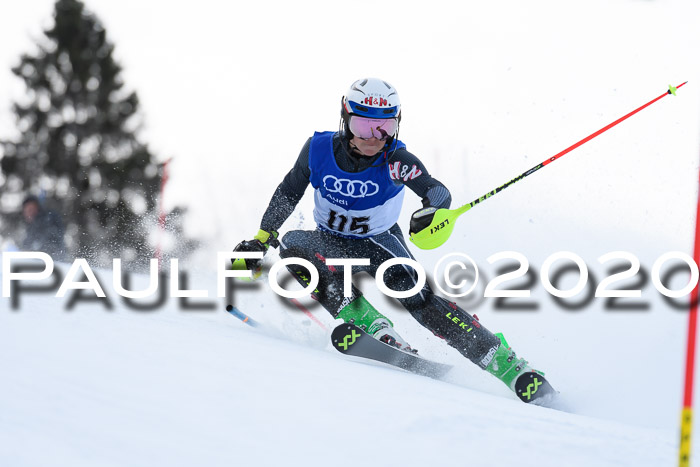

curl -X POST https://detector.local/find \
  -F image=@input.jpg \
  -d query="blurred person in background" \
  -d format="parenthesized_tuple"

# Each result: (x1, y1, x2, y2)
(20, 195, 66, 260)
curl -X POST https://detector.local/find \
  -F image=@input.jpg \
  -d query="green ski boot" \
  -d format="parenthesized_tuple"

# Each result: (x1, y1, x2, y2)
(337, 296, 413, 352)
(485, 333, 556, 403)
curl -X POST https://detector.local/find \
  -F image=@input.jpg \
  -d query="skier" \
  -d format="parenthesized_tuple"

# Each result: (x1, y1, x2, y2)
(233, 78, 552, 402)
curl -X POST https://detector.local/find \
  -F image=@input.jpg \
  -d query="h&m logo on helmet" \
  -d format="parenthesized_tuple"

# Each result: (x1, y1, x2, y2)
(323, 175, 379, 198)
(389, 162, 422, 181)
(364, 97, 388, 106)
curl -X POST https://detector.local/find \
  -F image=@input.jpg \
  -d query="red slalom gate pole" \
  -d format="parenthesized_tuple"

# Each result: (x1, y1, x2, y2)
(680, 152, 700, 466)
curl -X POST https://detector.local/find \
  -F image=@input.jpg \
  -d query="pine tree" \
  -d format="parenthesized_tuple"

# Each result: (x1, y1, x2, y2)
(0, 0, 170, 266)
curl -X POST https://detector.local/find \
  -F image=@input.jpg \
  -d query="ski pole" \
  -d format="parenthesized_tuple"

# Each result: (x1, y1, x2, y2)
(410, 82, 688, 250)
(226, 304, 261, 327)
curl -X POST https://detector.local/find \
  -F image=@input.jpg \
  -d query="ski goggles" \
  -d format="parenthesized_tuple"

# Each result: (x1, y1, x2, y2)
(348, 116, 398, 140)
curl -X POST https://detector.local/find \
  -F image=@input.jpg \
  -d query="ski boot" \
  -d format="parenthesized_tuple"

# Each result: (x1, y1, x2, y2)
(485, 333, 555, 404)
(337, 296, 414, 352)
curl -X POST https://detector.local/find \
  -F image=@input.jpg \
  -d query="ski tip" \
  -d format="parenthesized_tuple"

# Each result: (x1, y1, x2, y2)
(515, 371, 556, 404)
(225, 304, 233, 311)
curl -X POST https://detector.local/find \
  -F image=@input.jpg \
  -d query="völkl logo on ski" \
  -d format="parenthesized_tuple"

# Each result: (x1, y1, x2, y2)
(337, 330, 361, 350)
(522, 378, 542, 401)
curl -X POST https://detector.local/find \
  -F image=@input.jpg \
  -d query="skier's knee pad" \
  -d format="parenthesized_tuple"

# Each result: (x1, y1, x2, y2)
(279, 246, 316, 287)
(418, 295, 501, 367)
(278, 236, 350, 314)
(277, 233, 318, 291)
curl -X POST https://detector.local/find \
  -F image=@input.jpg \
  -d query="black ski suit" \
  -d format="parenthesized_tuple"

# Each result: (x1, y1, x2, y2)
(259, 132, 500, 367)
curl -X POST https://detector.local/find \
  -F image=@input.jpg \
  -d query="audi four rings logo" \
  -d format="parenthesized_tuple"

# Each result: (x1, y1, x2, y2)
(323, 175, 379, 198)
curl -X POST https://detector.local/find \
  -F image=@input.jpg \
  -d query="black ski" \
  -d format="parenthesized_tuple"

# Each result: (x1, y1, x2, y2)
(331, 323, 452, 379)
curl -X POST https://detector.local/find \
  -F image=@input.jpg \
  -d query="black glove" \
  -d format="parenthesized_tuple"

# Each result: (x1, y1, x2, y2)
(232, 229, 279, 275)
(409, 207, 438, 235)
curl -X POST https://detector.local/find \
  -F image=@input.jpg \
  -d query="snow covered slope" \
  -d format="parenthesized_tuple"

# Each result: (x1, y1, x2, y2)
(0, 261, 689, 466)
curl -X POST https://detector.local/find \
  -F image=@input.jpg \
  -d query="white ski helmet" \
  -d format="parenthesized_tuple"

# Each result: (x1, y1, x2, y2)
(341, 78, 401, 139)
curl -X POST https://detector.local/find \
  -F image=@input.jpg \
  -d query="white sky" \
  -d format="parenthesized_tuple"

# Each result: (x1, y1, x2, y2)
(1, 0, 699, 259)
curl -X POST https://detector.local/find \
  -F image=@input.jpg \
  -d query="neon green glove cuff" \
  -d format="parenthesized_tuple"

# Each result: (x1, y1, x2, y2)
(253, 229, 279, 247)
